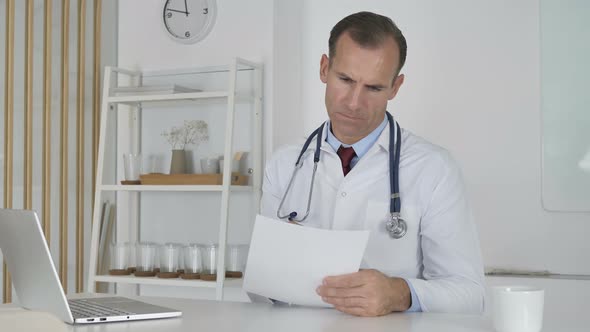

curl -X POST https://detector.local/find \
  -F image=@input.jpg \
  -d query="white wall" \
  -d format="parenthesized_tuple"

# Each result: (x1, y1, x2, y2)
(272, 1, 304, 149)
(274, 0, 590, 275)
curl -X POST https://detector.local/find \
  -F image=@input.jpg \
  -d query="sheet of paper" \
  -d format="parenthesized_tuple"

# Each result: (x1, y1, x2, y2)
(242, 214, 369, 307)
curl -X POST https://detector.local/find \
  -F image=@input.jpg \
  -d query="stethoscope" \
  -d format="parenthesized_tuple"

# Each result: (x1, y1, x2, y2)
(276, 111, 407, 239)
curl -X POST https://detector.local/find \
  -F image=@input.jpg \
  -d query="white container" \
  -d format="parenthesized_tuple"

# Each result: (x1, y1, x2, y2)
(135, 242, 157, 272)
(183, 244, 202, 274)
(110, 242, 130, 270)
(200, 157, 220, 174)
(123, 153, 142, 180)
(225, 244, 249, 272)
(493, 286, 544, 332)
(159, 243, 182, 273)
(201, 244, 218, 274)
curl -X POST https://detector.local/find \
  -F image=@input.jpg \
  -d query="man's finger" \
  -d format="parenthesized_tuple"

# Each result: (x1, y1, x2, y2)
(333, 305, 369, 317)
(322, 295, 367, 308)
(316, 284, 366, 298)
(322, 271, 366, 288)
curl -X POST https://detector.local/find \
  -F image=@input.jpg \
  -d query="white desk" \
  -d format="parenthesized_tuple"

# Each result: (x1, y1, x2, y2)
(1, 297, 493, 332)
(1, 277, 589, 331)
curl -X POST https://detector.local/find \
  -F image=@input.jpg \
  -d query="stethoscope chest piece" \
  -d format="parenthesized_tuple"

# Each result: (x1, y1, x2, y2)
(386, 213, 407, 239)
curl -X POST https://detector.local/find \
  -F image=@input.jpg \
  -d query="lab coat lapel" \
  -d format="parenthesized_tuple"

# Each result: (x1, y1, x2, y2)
(344, 123, 392, 189)
(318, 122, 345, 190)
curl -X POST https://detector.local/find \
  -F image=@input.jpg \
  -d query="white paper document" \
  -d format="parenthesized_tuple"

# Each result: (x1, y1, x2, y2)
(242, 214, 369, 307)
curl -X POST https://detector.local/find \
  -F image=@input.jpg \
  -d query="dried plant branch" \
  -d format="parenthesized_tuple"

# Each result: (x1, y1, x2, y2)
(161, 120, 209, 150)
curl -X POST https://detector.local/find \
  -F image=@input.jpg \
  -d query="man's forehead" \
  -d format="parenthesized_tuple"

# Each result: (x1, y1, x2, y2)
(334, 32, 400, 59)
(331, 37, 399, 83)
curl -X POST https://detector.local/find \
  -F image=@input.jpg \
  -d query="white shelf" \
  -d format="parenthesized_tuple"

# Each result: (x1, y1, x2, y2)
(140, 62, 260, 77)
(94, 275, 243, 288)
(99, 185, 253, 192)
(106, 91, 229, 104)
(112, 84, 201, 95)
(88, 59, 263, 301)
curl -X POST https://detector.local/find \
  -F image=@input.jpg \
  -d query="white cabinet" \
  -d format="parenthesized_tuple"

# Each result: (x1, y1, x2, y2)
(87, 58, 263, 300)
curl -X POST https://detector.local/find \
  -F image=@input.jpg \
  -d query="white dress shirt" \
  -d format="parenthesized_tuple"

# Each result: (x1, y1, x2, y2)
(261, 120, 485, 313)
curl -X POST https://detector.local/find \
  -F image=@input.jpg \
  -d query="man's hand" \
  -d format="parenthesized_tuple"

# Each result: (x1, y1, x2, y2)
(316, 269, 411, 317)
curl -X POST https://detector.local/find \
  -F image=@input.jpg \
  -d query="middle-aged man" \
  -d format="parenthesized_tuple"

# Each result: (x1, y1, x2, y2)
(260, 11, 485, 316)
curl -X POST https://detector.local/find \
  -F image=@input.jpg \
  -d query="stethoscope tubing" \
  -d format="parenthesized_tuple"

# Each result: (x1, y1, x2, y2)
(276, 124, 324, 222)
(388, 112, 402, 215)
(276, 112, 403, 235)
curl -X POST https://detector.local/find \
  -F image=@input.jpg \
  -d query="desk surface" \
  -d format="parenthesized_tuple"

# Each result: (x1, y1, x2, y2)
(1, 276, 589, 331)
(1, 297, 494, 332)
(0, 296, 585, 332)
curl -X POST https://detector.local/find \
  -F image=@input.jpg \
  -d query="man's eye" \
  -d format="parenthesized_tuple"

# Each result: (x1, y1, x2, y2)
(368, 86, 383, 92)
(339, 77, 353, 83)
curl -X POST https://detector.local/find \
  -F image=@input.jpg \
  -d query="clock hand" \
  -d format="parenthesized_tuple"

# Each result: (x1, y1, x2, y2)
(167, 8, 188, 14)
(184, 0, 189, 16)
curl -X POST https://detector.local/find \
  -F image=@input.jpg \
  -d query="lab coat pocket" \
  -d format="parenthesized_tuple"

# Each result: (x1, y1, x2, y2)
(363, 201, 421, 277)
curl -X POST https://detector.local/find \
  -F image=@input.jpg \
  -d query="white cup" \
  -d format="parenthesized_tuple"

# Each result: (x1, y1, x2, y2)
(110, 242, 130, 270)
(143, 154, 160, 174)
(123, 153, 142, 180)
(135, 242, 157, 272)
(183, 244, 202, 274)
(200, 157, 220, 174)
(201, 244, 218, 274)
(159, 243, 182, 273)
(225, 244, 248, 272)
(493, 286, 544, 332)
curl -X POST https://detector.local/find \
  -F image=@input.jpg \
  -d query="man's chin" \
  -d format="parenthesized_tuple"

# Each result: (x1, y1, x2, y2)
(331, 126, 367, 143)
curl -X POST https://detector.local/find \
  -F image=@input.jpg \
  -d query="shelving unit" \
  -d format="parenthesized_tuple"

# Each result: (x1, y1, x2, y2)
(87, 58, 263, 301)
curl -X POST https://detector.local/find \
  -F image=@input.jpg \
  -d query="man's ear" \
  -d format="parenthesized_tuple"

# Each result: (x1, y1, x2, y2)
(320, 54, 329, 83)
(388, 74, 405, 100)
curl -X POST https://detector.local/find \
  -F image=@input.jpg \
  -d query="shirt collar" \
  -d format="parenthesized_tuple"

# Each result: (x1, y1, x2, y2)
(325, 114, 388, 159)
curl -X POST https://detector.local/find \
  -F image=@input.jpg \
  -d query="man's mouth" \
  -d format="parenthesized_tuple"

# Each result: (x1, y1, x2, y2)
(336, 112, 362, 120)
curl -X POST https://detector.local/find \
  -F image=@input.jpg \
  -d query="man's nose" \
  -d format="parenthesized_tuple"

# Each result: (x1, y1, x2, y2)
(346, 86, 364, 111)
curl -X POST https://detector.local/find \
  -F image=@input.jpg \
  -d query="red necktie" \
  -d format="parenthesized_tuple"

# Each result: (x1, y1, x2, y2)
(337, 146, 356, 176)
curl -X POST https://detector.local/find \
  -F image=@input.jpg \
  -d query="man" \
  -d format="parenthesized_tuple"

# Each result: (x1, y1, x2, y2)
(261, 11, 485, 316)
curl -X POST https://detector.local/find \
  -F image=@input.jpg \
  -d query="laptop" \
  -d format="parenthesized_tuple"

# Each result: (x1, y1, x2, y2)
(0, 208, 182, 324)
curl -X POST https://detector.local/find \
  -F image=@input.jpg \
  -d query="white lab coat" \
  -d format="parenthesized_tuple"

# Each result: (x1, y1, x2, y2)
(261, 122, 485, 313)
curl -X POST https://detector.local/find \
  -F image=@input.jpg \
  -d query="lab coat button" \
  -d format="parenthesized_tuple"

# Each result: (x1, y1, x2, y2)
(341, 192, 347, 197)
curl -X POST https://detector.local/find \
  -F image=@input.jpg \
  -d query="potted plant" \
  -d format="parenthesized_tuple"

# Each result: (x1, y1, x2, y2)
(161, 120, 209, 174)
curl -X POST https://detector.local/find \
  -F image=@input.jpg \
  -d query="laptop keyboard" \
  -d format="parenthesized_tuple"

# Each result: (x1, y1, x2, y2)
(68, 299, 135, 318)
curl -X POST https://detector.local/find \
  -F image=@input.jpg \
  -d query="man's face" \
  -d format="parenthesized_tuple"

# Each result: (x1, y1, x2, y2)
(320, 32, 404, 144)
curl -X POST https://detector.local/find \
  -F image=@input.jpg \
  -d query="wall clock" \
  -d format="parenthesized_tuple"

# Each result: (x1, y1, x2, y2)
(163, 0, 217, 44)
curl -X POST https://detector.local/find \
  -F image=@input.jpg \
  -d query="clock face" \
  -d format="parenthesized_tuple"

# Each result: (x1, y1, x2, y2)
(163, 0, 217, 44)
